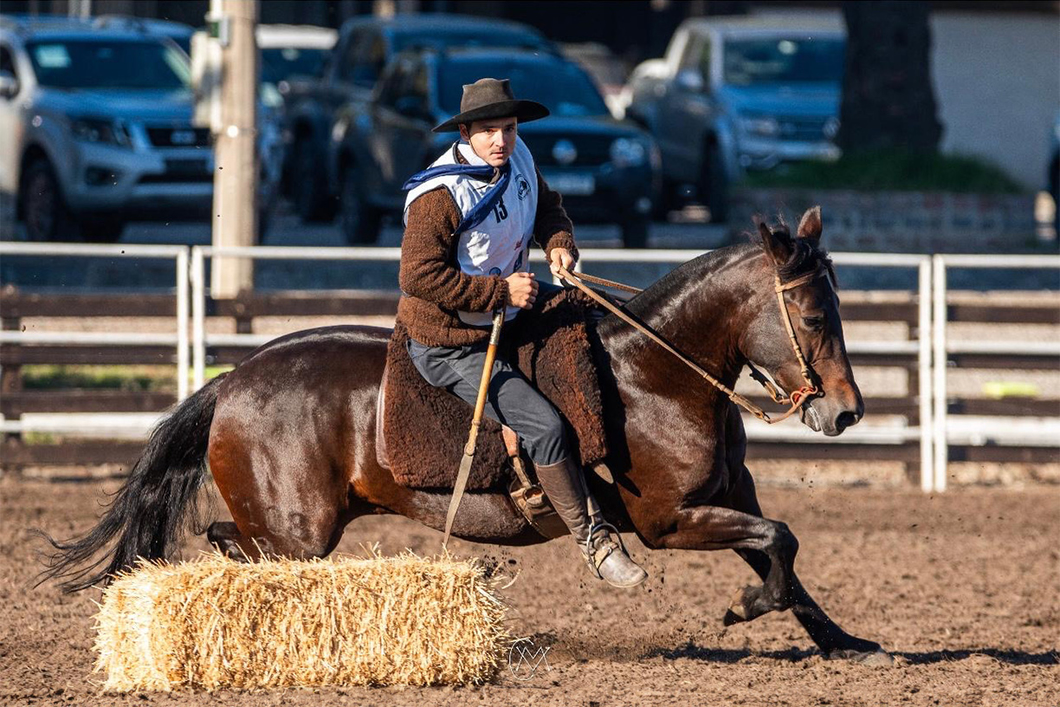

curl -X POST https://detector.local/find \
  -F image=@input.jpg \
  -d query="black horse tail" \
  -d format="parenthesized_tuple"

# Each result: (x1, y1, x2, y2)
(36, 373, 227, 593)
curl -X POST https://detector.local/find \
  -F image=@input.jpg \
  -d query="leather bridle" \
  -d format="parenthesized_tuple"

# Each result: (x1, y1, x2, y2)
(556, 264, 826, 424)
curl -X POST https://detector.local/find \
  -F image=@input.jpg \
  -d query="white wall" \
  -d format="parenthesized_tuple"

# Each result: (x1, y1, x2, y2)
(755, 7, 1060, 190)
(931, 12, 1059, 190)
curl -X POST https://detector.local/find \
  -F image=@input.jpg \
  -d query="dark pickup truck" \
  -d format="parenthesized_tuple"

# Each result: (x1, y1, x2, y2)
(329, 46, 659, 246)
(280, 14, 553, 223)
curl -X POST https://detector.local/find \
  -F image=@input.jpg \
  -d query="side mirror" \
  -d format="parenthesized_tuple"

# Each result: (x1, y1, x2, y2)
(674, 69, 704, 94)
(0, 70, 19, 99)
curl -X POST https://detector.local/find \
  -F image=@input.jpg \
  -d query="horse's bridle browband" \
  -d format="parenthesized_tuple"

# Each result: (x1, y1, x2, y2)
(556, 265, 825, 424)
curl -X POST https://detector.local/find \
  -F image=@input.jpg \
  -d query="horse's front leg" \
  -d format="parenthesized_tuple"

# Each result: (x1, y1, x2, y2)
(646, 503, 799, 624)
(722, 466, 892, 664)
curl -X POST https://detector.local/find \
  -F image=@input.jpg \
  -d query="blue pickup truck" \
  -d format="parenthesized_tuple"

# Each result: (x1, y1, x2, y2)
(625, 16, 845, 222)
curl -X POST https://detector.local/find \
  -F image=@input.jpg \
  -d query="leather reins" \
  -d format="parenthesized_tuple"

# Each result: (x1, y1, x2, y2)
(556, 265, 825, 424)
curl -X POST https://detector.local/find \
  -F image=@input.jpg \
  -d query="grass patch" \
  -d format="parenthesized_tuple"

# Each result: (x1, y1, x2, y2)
(23, 365, 166, 391)
(21, 365, 234, 391)
(739, 150, 1025, 194)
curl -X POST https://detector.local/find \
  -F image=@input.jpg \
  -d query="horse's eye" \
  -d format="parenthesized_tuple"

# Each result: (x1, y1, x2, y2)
(802, 316, 825, 330)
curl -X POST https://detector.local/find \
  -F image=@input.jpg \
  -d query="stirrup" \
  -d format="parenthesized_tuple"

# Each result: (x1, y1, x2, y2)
(583, 521, 625, 579)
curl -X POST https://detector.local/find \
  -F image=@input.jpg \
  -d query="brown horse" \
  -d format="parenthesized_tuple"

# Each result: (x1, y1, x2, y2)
(39, 208, 890, 663)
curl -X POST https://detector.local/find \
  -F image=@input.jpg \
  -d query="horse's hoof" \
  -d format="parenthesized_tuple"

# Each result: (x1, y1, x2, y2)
(723, 585, 755, 625)
(829, 648, 894, 667)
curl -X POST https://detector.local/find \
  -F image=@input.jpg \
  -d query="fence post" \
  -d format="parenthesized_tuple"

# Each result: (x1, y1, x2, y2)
(176, 248, 190, 402)
(931, 255, 948, 492)
(191, 247, 207, 392)
(917, 257, 934, 492)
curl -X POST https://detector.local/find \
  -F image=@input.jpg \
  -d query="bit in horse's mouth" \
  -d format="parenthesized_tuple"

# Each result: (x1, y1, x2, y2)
(801, 403, 822, 433)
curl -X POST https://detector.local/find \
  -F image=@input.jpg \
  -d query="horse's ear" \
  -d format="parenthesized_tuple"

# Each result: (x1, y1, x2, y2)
(757, 219, 793, 267)
(797, 205, 823, 243)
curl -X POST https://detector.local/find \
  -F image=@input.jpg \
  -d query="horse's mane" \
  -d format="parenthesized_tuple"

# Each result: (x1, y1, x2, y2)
(758, 220, 837, 287)
(619, 246, 750, 321)
(617, 219, 835, 324)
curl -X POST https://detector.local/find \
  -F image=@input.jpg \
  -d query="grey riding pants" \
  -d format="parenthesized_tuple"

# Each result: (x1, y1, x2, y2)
(406, 332, 568, 466)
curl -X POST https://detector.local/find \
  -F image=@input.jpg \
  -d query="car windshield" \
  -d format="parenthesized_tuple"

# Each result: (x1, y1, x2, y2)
(439, 59, 609, 118)
(723, 37, 844, 86)
(261, 47, 329, 85)
(26, 39, 190, 90)
(392, 30, 547, 54)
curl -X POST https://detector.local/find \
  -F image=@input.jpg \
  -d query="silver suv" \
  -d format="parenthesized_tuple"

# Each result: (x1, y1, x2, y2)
(0, 15, 214, 241)
(626, 17, 845, 222)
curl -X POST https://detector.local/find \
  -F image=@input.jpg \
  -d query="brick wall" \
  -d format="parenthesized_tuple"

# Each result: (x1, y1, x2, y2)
(729, 188, 1038, 253)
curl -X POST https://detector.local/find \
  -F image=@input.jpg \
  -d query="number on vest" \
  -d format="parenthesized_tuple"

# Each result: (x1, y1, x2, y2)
(493, 196, 508, 224)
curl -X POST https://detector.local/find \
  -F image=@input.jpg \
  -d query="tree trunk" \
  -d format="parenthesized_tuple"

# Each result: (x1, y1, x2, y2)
(837, 1, 943, 154)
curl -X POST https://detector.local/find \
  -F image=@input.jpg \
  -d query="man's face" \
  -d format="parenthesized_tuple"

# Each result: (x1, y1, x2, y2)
(459, 118, 518, 167)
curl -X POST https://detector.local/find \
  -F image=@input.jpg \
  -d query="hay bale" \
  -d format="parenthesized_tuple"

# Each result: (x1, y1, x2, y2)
(93, 552, 509, 691)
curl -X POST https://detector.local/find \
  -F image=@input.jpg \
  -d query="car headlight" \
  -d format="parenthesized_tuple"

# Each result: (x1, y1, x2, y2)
(610, 137, 647, 167)
(824, 116, 840, 140)
(261, 82, 284, 109)
(70, 117, 131, 148)
(738, 116, 781, 138)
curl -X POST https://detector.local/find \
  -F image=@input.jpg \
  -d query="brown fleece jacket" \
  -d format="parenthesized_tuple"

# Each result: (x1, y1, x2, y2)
(396, 168, 578, 347)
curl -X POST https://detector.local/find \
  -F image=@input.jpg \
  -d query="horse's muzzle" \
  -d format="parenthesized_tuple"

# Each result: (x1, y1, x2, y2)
(802, 398, 863, 436)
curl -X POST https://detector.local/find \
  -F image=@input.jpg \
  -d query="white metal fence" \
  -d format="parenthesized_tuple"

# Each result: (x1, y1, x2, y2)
(0, 242, 189, 408)
(2, 243, 1057, 491)
(931, 254, 1060, 491)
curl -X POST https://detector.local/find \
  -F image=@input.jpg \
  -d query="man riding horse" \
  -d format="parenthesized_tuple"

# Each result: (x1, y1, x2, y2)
(396, 77, 647, 588)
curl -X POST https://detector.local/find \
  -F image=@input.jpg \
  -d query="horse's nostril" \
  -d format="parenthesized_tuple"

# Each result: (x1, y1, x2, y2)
(836, 411, 859, 430)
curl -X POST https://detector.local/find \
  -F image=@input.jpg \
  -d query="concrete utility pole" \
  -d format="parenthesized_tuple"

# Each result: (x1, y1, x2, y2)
(210, 0, 258, 299)
(67, 0, 92, 19)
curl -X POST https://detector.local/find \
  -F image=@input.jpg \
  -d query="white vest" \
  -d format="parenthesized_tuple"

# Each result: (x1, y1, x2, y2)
(404, 138, 539, 326)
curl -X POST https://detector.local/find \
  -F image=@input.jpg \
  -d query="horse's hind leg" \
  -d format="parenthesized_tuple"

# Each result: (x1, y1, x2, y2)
(208, 435, 351, 562)
(207, 521, 261, 560)
(723, 466, 891, 663)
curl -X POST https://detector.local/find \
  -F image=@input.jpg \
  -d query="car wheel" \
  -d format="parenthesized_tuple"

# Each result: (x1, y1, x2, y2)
(1049, 153, 1059, 236)
(652, 178, 681, 221)
(21, 159, 76, 241)
(257, 169, 275, 242)
(257, 204, 272, 242)
(294, 141, 336, 223)
(701, 142, 729, 224)
(621, 214, 650, 248)
(80, 217, 125, 243)
(339, 165, 380, 245)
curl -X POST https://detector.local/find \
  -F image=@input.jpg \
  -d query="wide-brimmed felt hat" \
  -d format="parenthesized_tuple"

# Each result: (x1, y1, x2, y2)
(432, 77, 549, 133)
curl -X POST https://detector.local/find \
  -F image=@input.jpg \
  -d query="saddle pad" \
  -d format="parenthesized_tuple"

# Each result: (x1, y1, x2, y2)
(382, 287, 609, 492)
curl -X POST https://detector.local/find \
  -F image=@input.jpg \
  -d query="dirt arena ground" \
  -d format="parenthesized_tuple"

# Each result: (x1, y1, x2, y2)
(1, 477, 1057, 707)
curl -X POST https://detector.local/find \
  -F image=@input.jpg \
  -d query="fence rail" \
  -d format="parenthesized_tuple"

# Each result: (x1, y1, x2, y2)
(2, 244, 1057, 491)
(0, 243, 189, 403)
(931, 253, 1060, 491)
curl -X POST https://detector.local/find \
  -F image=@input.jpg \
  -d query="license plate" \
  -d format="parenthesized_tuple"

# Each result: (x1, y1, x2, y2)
(544, 172, 595, 196)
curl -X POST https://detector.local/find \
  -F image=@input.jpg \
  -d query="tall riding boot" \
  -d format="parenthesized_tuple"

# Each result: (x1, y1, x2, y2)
(533, 457, 647, 588)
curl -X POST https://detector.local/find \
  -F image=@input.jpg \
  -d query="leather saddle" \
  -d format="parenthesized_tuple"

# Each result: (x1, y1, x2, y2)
(375, 359, 569, 539)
